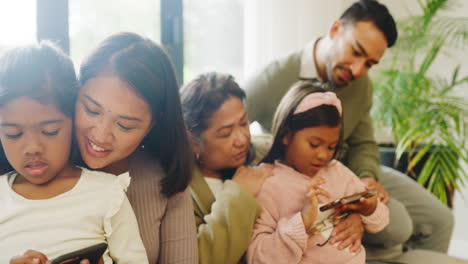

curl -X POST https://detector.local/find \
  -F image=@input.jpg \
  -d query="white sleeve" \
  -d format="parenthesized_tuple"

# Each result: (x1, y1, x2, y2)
(104, 179, 149, 264)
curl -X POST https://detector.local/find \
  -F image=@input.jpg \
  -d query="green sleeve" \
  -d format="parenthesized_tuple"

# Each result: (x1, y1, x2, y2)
(196, 180, 261, 264)
(344, 78, 381, 180)
(244, 51, 302, 132)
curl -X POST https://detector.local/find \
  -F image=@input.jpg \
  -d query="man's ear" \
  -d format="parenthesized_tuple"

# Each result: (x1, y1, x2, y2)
(329, 19, 343, 40)
(150, 120, 156, 132)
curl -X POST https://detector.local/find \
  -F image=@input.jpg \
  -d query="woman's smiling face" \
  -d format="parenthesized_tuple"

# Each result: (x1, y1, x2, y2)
(74, 74, 153, 173)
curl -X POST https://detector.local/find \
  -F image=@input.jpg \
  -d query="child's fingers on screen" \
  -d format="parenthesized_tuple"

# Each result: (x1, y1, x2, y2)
(314, 187, 330, 198)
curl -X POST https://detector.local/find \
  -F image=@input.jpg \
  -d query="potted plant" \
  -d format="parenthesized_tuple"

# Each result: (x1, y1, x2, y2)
(371, 0, 468, 206)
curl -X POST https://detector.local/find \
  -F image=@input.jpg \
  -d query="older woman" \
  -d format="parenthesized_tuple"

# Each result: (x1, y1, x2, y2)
(75, 32, 198, 264)
(180, 72, 272, 264)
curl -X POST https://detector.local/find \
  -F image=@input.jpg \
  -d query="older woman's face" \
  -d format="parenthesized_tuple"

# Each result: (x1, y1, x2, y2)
(196, 96, 251, 171)
(75, 74, 153, 173)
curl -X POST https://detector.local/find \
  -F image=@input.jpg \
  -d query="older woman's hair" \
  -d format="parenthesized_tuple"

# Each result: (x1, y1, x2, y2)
(80, 32, 192, 197)
(262, 80, 343, 164)
(181, 72, 255, 180)
(180, 72, 246, 138)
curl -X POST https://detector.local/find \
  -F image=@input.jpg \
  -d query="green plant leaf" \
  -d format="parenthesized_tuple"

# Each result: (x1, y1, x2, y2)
(372, 0, 467, 205)
(417, 153, 438, 185)
(417, 38, 444, 77)
(408, 142, 434, 171)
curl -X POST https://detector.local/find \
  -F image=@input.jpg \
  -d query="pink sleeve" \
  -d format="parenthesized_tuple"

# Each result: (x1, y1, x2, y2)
(340, 163, 389, 233)
(246, 173, 310, 264)
(247, 208, 309, 264)
(361, 201, 389, 233)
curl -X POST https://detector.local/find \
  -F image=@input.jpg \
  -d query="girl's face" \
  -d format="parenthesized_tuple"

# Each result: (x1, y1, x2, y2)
(194, 96, 250, 173)
(0, 97, 73, 184)
(282, 125, 340, 177)
(75, 74, 153, 174)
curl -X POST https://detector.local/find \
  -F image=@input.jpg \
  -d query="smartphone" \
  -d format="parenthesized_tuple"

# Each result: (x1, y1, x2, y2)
(50, 243, 107, 264)
(319, 189, 379, 212)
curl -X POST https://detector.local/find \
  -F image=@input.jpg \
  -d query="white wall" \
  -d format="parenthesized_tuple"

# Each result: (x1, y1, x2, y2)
(244, 0, 338, 74)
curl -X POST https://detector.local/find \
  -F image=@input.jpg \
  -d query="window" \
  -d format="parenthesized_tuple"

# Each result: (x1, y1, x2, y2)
(0, 1, 36, 53)
(69, 0, 160, 67)
(2, 1, 246, 85)
(183, 0, 244, 83)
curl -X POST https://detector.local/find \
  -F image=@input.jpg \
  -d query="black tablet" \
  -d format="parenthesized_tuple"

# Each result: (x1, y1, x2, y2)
(50, 243, 107, 264)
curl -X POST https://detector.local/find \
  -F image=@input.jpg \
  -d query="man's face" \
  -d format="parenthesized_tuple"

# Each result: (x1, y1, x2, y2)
(325, 20, 388, 87)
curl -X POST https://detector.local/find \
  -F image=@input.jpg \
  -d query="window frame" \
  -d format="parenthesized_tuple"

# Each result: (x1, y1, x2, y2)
(36, 0, 184, 83)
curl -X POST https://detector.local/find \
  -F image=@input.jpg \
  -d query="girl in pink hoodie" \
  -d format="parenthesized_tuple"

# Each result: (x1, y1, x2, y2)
(247, 81, 389, 264)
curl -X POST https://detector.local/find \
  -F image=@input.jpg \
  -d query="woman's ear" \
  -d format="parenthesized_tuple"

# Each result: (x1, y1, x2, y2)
(282, 130, 292, 146)
(143, 119, 157, 138)
(189, 131, 202, 156)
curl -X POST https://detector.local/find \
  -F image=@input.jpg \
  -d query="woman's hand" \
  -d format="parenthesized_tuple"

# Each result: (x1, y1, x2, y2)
(330, 213, 364, 252)
(10, 250, 50, 264)
(232, 163, 273, 197)
(301, 177, 329, 231)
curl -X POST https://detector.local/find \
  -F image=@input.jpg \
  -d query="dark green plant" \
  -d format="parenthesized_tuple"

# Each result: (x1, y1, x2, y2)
(371, 0, 468, 206)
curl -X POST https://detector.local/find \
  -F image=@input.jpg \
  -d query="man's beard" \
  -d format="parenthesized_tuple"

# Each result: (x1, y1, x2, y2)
(325, 63, 350, 91)
(325, 65, 342, 91)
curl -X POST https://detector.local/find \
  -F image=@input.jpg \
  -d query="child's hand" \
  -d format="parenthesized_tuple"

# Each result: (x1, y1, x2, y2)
(335, 191, 378, 216)
(79, 258, 104, 264)
(10, 250, 50, 264)
(232, 163, 273, 197)
(301, 177, 329, 230)
(361, 177, 389, 204)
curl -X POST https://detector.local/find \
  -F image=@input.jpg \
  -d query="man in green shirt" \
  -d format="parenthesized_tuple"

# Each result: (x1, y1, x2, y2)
(244, 0, 454, 263)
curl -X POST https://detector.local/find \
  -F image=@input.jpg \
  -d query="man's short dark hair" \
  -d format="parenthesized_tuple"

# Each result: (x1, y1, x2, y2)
(340, 0, 398, 47)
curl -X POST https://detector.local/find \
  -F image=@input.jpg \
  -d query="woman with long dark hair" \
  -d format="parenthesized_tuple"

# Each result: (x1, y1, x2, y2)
(75, 32, 197, 264)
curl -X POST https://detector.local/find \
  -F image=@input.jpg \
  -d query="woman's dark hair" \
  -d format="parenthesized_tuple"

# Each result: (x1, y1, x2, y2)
(261, 80, 343, 164)
(180, 72, 254, 180)
(340, 0, 398, 47)
(79, 32, 192, 197)
(0, 41, 79, 174)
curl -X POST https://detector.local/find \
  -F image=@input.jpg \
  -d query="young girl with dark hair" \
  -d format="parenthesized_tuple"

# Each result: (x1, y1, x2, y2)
(248, 81, 389, 264)
(0, 42, 147, 264)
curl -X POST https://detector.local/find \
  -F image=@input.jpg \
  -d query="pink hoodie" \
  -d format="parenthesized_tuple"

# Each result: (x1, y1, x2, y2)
(247, 160, 389, 264)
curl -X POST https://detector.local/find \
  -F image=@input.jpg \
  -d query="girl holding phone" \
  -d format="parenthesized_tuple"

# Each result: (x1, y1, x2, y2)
(247, 81, 389, 264)
(0, 42, 148, 264)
